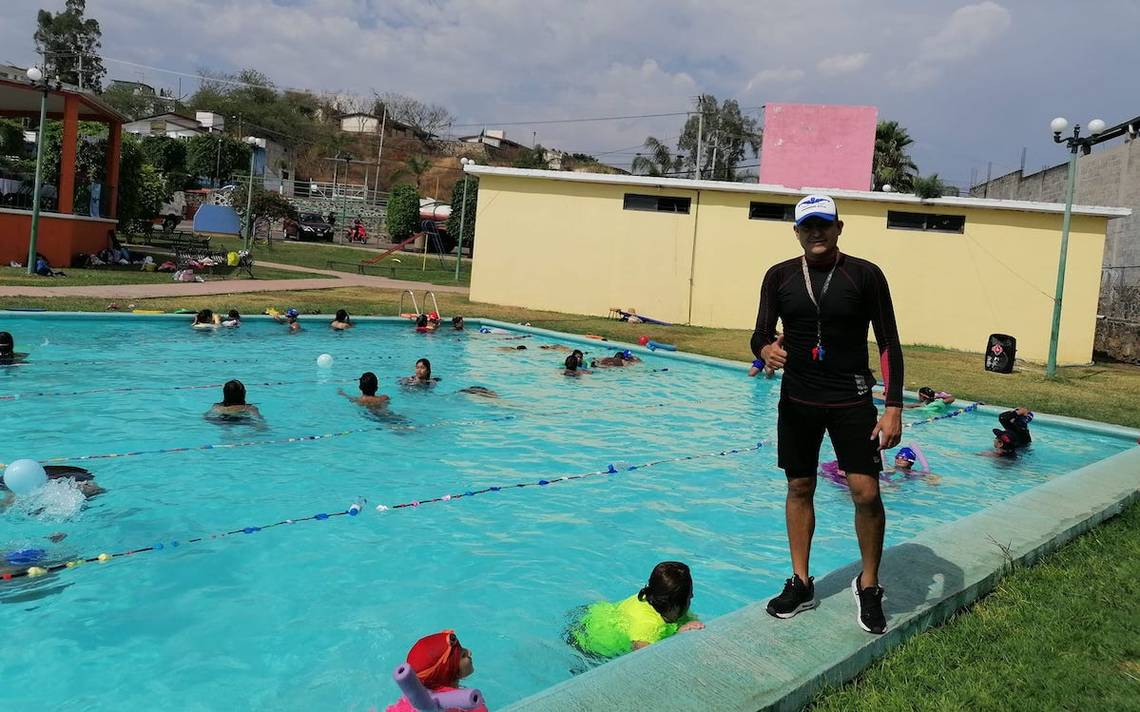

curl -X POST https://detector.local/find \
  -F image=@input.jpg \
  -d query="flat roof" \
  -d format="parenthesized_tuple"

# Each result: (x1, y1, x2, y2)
(465, 165, 1131, 219)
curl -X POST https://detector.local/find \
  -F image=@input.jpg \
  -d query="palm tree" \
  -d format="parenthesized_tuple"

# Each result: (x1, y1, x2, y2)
(631, 136, 683, 177)
(873, 120, 918, 192)
(391, 155, 432, 190)
(912, 173, 948, 199)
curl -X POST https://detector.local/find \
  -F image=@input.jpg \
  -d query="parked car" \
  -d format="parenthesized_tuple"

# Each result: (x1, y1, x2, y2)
(284, 212, 335, 242)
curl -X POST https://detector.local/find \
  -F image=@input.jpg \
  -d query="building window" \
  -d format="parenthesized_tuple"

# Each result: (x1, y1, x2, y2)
(623, 193, 691, 214)
(748, 202, 795, 221)
(886, 211, 965, 233)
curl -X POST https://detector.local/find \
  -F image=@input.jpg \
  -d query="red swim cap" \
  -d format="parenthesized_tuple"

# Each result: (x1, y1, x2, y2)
(406, 630, 462, 689)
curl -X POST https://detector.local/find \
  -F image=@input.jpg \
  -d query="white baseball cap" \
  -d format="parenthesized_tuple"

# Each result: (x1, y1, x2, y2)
(794, 194, 838, 225)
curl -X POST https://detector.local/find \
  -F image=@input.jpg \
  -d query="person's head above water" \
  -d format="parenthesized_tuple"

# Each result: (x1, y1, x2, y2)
(452, 315, 464, 330)
(793, 194, 843, 265)
(195, 308, 214, 323)
(894, 446, 917, 469)
(359, 371, 378, 396)
(0, 331, 13, 356)
(918, 386, 937, 403)
(416, 314, 429, 328)
(221, 379, 247, 406)
(335, 309, 350, 323)
(564, 353, 580, 371)
(405, 630, 475, 690)
(415, 358, 431, 380)
(992, 429, 1018, 456)
(638, 561, 694, 623)
(227, 309, 240, 321)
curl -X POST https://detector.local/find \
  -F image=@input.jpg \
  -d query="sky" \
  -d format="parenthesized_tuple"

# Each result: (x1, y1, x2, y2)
(4, 0, 1139, 189)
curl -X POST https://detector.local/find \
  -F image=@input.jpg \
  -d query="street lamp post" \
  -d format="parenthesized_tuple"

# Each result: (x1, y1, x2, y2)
(455, 158, 476, 281)
(243, 136, 259, 252)
(25, 66, 49, 275)
(1045, 116, 1107, 378)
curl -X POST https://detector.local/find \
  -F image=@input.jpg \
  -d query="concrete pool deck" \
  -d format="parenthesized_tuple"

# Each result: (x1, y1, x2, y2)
(467, 321, 1140, 711)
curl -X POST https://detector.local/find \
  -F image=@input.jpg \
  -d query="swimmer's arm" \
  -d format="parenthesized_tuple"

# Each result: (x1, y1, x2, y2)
(336, 388, 357, 403)
(631, 640, 650, 651)
(677, 620, 705, 632)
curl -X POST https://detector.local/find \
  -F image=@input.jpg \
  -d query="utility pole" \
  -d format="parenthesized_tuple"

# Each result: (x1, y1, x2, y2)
(695, 97, 704, 180)
(376, 106, 387, 193)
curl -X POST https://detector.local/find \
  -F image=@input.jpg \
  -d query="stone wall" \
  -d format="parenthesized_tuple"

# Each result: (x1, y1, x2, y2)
(972, 137, 1140, 362)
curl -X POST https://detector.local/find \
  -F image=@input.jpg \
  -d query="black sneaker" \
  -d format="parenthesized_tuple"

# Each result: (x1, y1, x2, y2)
(852, 575, 887, 634)
(766, 574, 816, 619)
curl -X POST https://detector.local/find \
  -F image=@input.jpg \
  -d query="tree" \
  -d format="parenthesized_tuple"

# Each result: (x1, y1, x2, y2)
(391, 155, 432, 189)
(873, 120, 918, 192)
(375, 92, 455, 136)
(34, 0, 106, 91)
(912, 173, 948, 199)
(632, 136, 683, 177)
(386, 184, 420, 241)
(185, 132, 252, 187)
(677, 95, 761, 180)
(117, 135, 168, 232)
(230, 182, 298, 223)
(512, 144, 549, 170)
(447, 174, 478, 250)
(0, 120, 24, 156)
(187, 69, 324, 151)
(100, 82, 162, 120)
(140, 135, 190, 191)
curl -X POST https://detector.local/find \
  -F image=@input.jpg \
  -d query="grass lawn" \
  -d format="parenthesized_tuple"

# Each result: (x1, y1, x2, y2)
(199, 236, 472, 287)
(0, 286, 1137, 709)
(811, 500, 1140, 711)
(0, 264, 323, 286)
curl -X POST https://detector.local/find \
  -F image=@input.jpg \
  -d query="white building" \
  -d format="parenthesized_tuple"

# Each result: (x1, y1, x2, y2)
(339, 113, 380, 133)
(123, 112, 207, 138)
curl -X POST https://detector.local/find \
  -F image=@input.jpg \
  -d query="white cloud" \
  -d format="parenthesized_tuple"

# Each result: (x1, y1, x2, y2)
(890, 2, 1012, 89)
(743, 67, 805, 93)
(817, 53, 870, 76)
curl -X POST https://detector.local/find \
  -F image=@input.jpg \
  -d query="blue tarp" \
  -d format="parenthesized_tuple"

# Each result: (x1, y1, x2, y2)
(193, 204, 241, 236)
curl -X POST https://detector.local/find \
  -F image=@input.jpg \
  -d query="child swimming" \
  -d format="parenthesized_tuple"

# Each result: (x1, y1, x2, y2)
(568, 561, 704, 659)
(0, 332, 29, 364)
(273, 308, 302, 332)
(591, 350, 641, 368)
(983, 407, 1033, 458)
(563, 350, 590, 376)
(451, 315, 465, 331)
(191, 309, 220, 328)
(330, 309, 354, 330)
(338, 371, 390, 409)
(205, 380, 264, 422)
(386, 630, 488, 712)
(221, 309, 241, 327)
(906, 386, 956, 410)
(400, 358, 439, 386)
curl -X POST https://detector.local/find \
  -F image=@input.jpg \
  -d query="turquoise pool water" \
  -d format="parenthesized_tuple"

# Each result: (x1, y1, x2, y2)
(0, 314, 1133, 710)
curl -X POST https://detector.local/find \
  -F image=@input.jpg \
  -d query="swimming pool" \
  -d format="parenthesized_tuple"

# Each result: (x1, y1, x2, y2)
(0, 313, 1134, 710)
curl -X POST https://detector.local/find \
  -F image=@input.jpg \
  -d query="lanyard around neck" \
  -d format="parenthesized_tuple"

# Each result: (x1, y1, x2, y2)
(801, 253, 839, 360)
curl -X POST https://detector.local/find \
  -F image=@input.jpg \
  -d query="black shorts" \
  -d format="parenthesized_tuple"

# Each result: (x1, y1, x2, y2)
(778, 397, 882, 478)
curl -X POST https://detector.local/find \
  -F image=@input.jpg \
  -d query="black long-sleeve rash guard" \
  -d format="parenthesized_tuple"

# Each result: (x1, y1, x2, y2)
(751, 253, 905, 408)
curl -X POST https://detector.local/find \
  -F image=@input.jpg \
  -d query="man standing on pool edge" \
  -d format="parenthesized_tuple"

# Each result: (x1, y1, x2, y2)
(752, 194, 904, 635)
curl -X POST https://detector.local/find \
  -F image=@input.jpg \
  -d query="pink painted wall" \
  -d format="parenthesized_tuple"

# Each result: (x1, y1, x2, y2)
(758, 103, 878, 191)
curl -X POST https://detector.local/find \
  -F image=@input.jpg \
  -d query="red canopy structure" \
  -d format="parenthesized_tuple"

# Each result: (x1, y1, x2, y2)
(0, 76, 126, 268)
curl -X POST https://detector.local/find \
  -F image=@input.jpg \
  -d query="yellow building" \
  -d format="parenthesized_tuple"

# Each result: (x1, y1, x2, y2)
(465, 166, 1129, 364)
